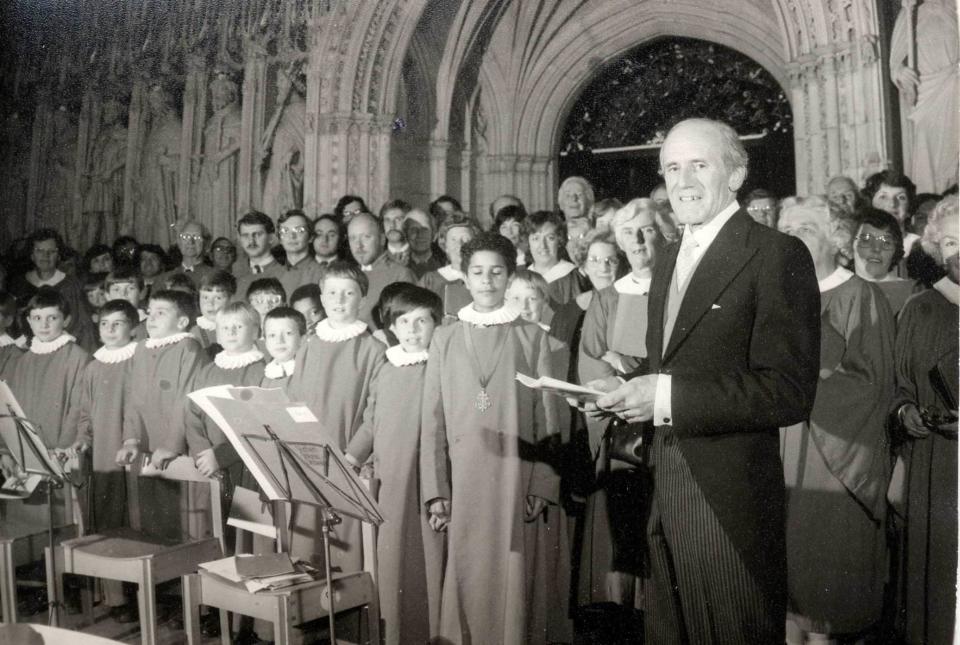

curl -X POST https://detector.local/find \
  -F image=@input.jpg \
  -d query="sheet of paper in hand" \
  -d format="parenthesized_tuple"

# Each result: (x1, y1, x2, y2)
(515, 372, 605, 403)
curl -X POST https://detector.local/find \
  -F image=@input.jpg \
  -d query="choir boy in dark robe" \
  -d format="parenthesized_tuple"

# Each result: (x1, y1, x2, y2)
(289, 284, 324, 334)
(261, 306, 305, 389)
(420, 232, 560, 645)
(347, 212, 417, 328)
(0, 291, 24, 377)
(777, 197, 895, 642)
(105, 267, 148, 339)
(117, 290, 209, 540)
(277, 210, 325, 299)
(526, 210, 581, 307)
(893, 195, 958, 645)
(68, 298, 140, 622)
(191, 270, 236, 356)
(345, 284, 446, 645)
(417, 215, 480, 323)
(287, 261, 386, 570)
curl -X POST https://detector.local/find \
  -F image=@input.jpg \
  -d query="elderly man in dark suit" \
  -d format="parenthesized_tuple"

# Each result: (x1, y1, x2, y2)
(591, 118, 820, 643)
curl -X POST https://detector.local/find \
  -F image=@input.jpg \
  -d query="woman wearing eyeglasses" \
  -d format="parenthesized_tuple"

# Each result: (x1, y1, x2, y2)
(852, 208, 916, 314)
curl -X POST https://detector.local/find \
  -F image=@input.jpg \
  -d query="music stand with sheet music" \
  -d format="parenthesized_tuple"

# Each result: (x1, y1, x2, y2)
(188, 385, 384, 644)
(0, 381, 71, 626)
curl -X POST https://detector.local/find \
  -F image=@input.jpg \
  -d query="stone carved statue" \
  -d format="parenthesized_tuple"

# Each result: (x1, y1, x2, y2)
(0, 112, 31, 245)
(137, 83, 182, 245)
(260, 68, 305, 219)
(81, 95, 128, 246)
(890, 0, 959, 193)
(39, 105, 78, 238)
(196, 70, 241, 238)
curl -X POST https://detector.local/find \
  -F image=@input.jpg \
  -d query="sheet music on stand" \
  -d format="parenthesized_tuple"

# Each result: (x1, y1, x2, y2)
(0, 381, 66, 498)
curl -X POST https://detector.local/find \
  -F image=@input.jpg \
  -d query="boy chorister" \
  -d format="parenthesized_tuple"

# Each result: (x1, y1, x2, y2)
(105, 267, 148, 340)
(118, 289, 209, 539)
(191, 270, 237, 356)
(261, 307, 306, 389)
(287, 260, 386, 571)
(69, 299, 139, 621)
(345, 284, 445, 645)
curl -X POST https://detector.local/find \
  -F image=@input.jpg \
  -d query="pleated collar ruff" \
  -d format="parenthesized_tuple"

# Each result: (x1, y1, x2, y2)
(30, 333, 75, 355)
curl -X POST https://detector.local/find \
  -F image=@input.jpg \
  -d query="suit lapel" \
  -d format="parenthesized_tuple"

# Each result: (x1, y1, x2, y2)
(662, 210, 758, 363)
(647, 240, 678, 370)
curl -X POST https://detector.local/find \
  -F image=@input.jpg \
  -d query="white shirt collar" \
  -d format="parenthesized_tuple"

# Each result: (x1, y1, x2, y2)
(196, 315, 217, 331)
(214, 348, 264, 369)
(315, 319, 367, 342)
(859, 271, 901, 283)
(386, 344, 429, 366)
(614, 274, 651, 295)
(0, 333, 16, 348)
(683, 200, 741, 253)
(531, 260, 577, 284)
(249, 256, 275, 270)
(818, 266, 854, 293)
(437, 265, 464, 282)
(516, 249, 527, 266)
(537, 321, 551, 332)
(26, 269, 66, 288)
(264, 358, 296, 379)
(93, 342, 137, 364)
(458, 304, 519, 327)
(144, 331, 192, 349)
(933, 276, 960, 306)
(30, 333, 75, 355)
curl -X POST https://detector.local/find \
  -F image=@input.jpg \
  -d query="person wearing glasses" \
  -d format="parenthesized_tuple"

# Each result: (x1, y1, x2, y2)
(334, 194, 369, 224)
(852, 208, 915, 314)
(155, 220, 214, 290)
(208, 237, 238, 272)
(744, 188, 779, 228)
(276, 209, 324, 299)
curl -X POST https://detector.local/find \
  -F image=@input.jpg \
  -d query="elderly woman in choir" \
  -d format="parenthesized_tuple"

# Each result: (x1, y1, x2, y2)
(776, 196, 896, 644)
(852, 207, 915, 314)
(892, 194, 958, 645)
(575, 197, 662, 613)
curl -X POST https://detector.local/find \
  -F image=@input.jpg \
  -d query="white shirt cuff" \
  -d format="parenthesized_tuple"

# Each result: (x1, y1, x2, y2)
(654, 374, 673, 426)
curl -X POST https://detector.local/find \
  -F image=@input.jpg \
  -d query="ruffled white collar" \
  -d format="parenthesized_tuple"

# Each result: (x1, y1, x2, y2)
(144, 332, 192, 349)
(214, 349, 264, 369)
(196, 315, 217, 331)
(458, 304, 519, 327)
(30, 333, 75, 355)
(818, 266, 854, 293)
(0, 334, 16, 348)
(386, 344, 429, 366)
(615, 274, 651, 295)
(26, 269, 65, 287)
(437, 265, 463, 282)
(315, 319, 367, 342)
(93, 342, 137, 364)
(264, 359, 296, 379)
(531, 260, 576, 284)
(933, 276, 960, 306)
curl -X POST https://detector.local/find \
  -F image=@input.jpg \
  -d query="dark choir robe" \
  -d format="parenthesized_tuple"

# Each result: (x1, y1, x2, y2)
(530, 260, 582, 308)
(345, 347, 444, 645)
(0, 334, 25, 378)
(576, 276, 652, 607)
(123, 333, 209, 539)
(420, 306, 560, 645)
(780, 269, 895, 634)
(407, 250, 446, 280)
(278, 255, 325, 300)
(418, 265, 471, 324)
(359, 253, 417, 328)
(894, 280, 958, 645)
(9, 271, 97, 352)
(286, 320, 386, 570)
(869, 276, 916, 316)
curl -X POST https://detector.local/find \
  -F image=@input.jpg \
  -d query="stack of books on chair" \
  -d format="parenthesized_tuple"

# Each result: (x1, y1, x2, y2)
(199, 553, 316, 593)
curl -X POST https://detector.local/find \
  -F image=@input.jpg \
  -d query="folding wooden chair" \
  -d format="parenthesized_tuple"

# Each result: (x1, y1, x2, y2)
(47, 456, 224, 645)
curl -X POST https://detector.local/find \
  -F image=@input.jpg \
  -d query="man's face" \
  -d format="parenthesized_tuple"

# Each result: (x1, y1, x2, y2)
(347, 216, 384, 266)
(32, 239, 59, 273)
(828, 178, 858, 214)
(178, 223, 205, 260)
(382, 208, 406, 234)
(778, 208, 830, 264)
(238, 224, 272, 260)
(403, 210, 435, 254)
(211, 241, 236, 269)
(746, 198, 777, 228)
(199, 288, 230, 319)
(660, 122, 744, 227)
(140, 251, 163, 278)
(558, 181, 590, 220)
(313, 219, 341, 258)
(278, 215, 311, 255)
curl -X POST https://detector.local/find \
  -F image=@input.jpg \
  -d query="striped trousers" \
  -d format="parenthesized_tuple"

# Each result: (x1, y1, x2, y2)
(644, 430, 785, 644)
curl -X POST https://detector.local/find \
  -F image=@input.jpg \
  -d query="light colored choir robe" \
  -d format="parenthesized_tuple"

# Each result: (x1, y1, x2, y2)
(122, 333, 209, 539)
(286, 320, 386, 570)
(894, 281, 958, 645)
(0, 334, 25, 378)
(278, 255, 325, 301)
(346, 346, 445, 645)
(359, 253, 417, 328)
(576, 277, 653, 608)
(189, 316, 218, 351)
(530, 260, 582, 309)
(420, 306, 560, 645)
(780, 269, 896, 634)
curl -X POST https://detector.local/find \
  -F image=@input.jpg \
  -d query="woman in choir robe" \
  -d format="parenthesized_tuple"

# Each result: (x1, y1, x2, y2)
(526, 210, 582, 308)
(852, 207, 916, 315)
(777, 196, 896, 642)
(418, 215, 480, 323)
(495, 205, 529, 268)
(420, 232, 560, 645)
(893, 195, 958, 645)
(576, 198, 662, 614)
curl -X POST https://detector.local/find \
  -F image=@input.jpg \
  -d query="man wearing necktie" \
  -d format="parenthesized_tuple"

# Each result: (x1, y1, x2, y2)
(590, 118, 820, 643)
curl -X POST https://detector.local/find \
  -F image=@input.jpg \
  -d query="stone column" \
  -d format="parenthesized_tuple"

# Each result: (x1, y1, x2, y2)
(179, 55, 207, 222)
(428, 137, 448, 200)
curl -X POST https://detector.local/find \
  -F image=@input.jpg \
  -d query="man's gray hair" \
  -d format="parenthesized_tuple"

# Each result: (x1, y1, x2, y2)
(557, 176, 596, 205)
